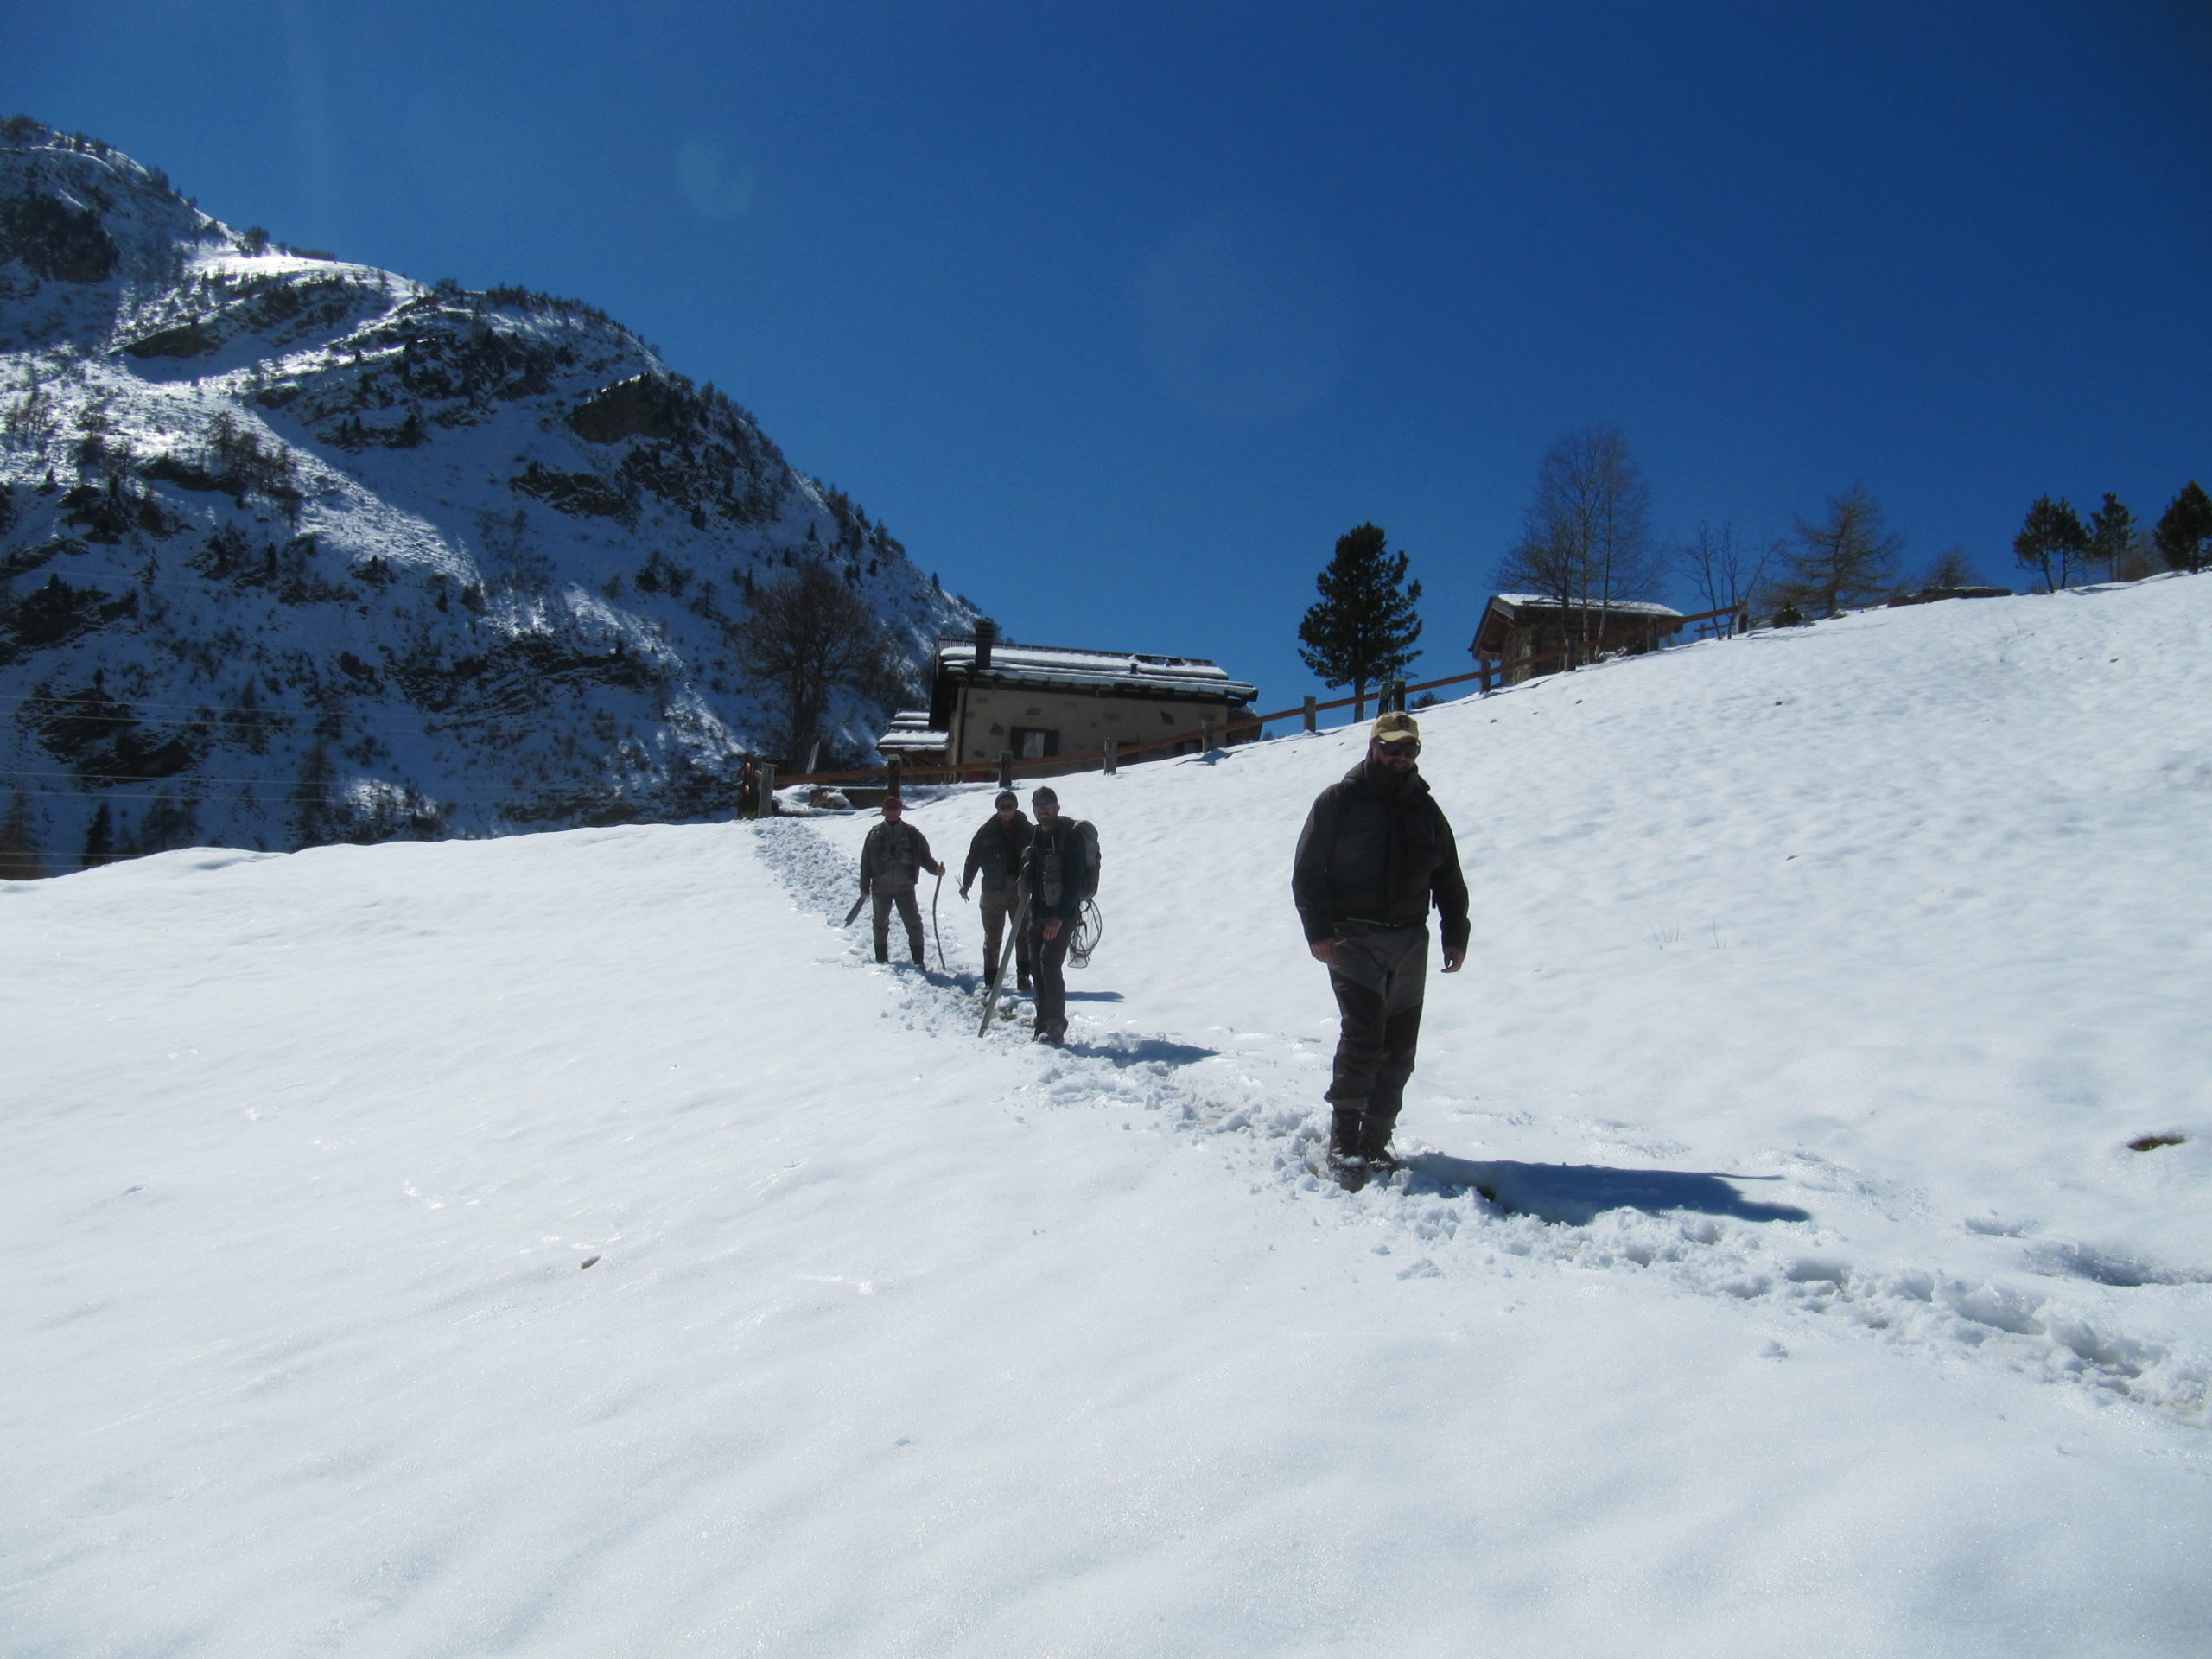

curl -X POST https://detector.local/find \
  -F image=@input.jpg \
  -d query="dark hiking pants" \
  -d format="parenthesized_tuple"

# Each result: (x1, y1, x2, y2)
(1027, 914, 1073, 1037)
(872, 881, 925, 963)
(980, 884, 1031, 985)
(1325, 922, 1428, 1139)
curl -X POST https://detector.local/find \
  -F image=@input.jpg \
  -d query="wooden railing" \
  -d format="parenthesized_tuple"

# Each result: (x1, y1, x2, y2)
(782, 603, 1749, 791)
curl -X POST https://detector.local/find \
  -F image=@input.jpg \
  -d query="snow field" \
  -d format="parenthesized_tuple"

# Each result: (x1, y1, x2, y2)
(4, 576, 2210, 1656)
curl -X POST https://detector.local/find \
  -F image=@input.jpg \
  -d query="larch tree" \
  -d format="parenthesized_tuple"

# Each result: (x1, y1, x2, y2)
(1297, 523, 1422, 722)
(1783, 483, 1905, 616)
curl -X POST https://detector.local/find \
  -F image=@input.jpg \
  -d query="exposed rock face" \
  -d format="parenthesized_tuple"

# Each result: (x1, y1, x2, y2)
(0, 119, 974, 874)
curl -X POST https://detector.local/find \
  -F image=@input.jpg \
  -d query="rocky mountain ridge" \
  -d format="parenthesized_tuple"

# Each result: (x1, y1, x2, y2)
(0, 117, 973, 875)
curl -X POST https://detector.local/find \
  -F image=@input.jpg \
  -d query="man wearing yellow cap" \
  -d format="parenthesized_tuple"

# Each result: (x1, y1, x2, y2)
(1292, 711, 1469, 1178)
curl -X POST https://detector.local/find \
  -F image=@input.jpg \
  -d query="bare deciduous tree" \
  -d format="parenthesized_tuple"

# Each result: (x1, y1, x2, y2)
(1782, 483, 1905, 616)
(1497, 424, 1667, 653)
(1921, 544, 1980, 590)
(733, 563, 902, 765)
(1680, 520, 1774, 631)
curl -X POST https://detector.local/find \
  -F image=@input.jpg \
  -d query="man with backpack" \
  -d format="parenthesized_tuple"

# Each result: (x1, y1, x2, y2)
(1020, 785, 1096, 1046)
(960, 789, 1033, 993)
(1293, 712, 1468, 1176)
(858, 795, 946, 965)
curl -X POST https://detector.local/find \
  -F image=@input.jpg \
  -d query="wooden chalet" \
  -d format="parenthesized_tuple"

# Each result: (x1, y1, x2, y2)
(1470, 593, 1688, 684)
(878, 619, 1256, 776)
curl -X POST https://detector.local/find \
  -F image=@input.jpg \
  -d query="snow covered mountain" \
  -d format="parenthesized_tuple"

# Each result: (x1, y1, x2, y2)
(0, 117, 973, 874)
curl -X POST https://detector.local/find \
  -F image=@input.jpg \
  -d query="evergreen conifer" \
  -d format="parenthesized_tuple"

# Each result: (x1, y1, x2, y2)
(2153, 481, 2212, 574)
(2086, 494, 2139, 581)
(1297, 524, 1422, 721)
(2013, 495, 2090, 592)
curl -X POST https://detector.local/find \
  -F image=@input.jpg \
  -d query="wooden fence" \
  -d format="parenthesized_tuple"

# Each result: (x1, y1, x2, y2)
(782, 603, 1750, 793)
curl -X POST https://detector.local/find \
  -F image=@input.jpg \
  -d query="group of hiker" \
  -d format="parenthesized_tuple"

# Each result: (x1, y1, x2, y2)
(849, 709, 1467, 1177)
(855, 783, 1095, 1046)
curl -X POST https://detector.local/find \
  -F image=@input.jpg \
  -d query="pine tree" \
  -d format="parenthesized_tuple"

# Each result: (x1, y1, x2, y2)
(2085, 493, 2139, 581)
(2153, 480, 2212, 575)
(2013, 494, 2090, 592)
(0, 791, 43, 880)
(81, 800, 117, 870)
(1298, 524, 1422, 721)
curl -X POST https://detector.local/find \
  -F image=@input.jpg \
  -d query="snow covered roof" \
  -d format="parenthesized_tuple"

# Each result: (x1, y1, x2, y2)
(937, 641, 1256, 702)
(877, 710, 950, 754)
(1490, 593, 1687, 620)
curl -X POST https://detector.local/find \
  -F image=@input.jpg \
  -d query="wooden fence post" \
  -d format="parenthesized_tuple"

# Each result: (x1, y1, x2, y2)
(997, 752, 1013, 788)
(1201, 717, 1216, 752)
(760, 762, 775, 816)
(887, 755, 902, 796)
(1303, 695, 1317, 734)
(1478, 658, 1493, 695)
(1104, 739, 1117, 776)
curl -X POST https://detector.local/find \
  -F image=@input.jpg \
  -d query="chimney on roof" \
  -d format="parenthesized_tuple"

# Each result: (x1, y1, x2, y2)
(973, 617, 997, 671)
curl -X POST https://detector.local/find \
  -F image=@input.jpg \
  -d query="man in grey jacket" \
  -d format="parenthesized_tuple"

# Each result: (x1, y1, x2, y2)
(859, 796, 946, 965)
(1292, 712, 1469, 1173)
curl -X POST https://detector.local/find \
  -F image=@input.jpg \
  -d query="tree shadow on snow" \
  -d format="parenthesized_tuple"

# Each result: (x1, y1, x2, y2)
(1407, 1155, 1812, 1226)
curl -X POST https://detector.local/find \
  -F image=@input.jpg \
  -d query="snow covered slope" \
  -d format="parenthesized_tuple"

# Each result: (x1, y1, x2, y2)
(4, 577, 2209, 1656)
(0, 118, 971, 874)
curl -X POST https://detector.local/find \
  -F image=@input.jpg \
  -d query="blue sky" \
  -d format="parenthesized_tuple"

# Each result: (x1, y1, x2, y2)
(7, 1, 2209, 713)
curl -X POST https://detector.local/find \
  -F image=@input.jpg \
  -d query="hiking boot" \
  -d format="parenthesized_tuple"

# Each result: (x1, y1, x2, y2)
(1328, 1106, 1366, 1165)
(1360, 1111, 1402, 1170)
(1016, 975, 1033, 993)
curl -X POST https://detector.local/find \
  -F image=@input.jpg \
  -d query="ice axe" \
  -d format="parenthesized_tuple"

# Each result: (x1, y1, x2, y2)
(931, 868, 947, 972)
(842, 890, 867, 927)
(977, 887, 1028, 1036)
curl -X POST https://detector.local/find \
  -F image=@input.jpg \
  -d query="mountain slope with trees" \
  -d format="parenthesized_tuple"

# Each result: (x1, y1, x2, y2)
(0, 118, 974, 874)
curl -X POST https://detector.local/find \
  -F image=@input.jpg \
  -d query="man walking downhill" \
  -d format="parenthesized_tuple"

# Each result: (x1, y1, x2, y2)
(1020, 785, 1091, 1046)
(1292, 712, 1469, 1176)
(961, 789, 1033, 992)
(859, 795, 945, 965)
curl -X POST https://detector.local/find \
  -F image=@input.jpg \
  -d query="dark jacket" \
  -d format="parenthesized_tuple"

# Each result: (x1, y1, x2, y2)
(1293, 760, 1471, 950)
(1020, 818, 1092, 923)
(860, 819, 940, 892)
(962, 813, 1033, 893)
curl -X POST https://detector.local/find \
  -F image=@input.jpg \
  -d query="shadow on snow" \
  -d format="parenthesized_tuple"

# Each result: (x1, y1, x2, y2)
(1408, 1154, 1813, 1226)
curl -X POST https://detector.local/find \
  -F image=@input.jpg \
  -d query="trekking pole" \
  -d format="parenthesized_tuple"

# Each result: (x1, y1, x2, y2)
(931, 869, 946, 972)
(977, 888, 1028, 1037)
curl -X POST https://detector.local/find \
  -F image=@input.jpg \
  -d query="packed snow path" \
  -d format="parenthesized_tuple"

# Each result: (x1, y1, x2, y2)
(5, 577, 2209, 1656)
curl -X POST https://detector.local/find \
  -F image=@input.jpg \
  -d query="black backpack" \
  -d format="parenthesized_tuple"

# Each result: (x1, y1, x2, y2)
(1033, 819, 1102, 906)
(1071, 818, 1101, 899)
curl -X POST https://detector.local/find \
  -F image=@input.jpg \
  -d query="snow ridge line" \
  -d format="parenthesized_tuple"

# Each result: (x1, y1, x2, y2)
(747, 817, 2209, 1427)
